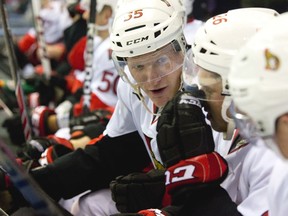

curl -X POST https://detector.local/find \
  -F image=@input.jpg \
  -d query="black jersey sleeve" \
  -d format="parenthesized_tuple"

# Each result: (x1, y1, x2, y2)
(30, 131, 151, 200)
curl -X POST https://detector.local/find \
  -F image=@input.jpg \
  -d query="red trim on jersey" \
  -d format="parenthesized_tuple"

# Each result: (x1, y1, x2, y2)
(151, 104, 160, 124)
(73, 93, 110, 117)
(68, 36, 86, 70)
(88, 134, 104, 145)
(262, 211, 269, 216)
(46, 147, 54, 164)
(229, 129, 249, 154)
(17, 33, 36, 53)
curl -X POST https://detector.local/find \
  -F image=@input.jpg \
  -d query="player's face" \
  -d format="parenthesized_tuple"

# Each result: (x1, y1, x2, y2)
(197, 67, 228, 132)
(127, 44, 184, 107)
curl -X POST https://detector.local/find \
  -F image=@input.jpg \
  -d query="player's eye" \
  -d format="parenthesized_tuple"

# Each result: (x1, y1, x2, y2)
(156, 55, 169, 65)
(132, 64, 145, 71)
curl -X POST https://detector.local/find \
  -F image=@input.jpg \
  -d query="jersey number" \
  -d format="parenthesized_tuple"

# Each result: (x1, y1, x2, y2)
(98, 71, 120, 95)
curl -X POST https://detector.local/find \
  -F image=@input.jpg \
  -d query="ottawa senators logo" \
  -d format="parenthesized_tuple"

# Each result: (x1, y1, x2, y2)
(265, 49, 280, 71)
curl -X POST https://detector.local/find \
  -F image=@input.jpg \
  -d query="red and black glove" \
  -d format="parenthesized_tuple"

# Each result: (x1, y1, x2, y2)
(156, 91, 231, 215)
(17, 135, 73, 162)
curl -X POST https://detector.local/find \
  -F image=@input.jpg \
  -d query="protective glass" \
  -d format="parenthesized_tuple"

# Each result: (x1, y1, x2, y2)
(229, 101, 261, 144)
(183, 49, 223, 102)
(112, 42, 184, 86)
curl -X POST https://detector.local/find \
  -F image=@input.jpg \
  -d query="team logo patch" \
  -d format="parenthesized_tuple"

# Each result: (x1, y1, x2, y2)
(265, 49, 280, 71)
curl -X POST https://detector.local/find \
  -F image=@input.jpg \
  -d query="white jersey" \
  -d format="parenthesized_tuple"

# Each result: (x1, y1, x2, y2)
(268, 159, 288, 216)
(56, 37, 119, 138)
(74, 37, 119, 107)
(107, 80, 279, 213)
(215, 132, 279, 215)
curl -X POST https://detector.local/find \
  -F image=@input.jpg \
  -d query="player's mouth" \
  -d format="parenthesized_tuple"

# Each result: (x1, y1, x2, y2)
(150, 87, 166, 96)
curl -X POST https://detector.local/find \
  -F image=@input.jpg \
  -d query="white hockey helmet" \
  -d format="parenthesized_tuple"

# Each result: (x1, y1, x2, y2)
(110, 0, 186, 58)
(190, 7, 279, 94)
(183, 7, 278, 139)
(229, 12, 288, 141)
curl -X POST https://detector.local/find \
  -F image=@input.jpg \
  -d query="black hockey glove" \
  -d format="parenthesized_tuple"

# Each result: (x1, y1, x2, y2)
(17, 135, 73, 162)
(157, 90, 215, 168)
(110, 169, 166, 213)
(156, 91, 229, 206)
(69, 108, 113, 131)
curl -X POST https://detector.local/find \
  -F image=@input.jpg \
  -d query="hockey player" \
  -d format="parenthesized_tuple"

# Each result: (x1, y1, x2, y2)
(180, 7, 279, 215)
(28, 0, 235, 215)
(29, 0, 120, 139)
(1, 1, 267, 216)
(109, 7, 281, 216)
(28, 0, 190, 215)
(15, 0, 73, 75)
(228, 12, 288, 216)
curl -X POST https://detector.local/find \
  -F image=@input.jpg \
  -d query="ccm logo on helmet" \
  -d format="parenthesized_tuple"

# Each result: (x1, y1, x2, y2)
(126, 36, 149, 45)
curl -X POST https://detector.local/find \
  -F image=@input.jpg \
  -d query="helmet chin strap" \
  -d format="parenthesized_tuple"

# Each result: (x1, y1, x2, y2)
(221, 96, 235, 140)
(95, 18, 114, 31)
(95, 23, 109, 31)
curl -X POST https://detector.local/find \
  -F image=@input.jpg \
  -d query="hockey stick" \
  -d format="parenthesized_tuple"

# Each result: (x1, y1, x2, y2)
(0, 208, 9, 216)
(0, 0, 33, 141)
(31, 0, 52, 80)
(82, 0, 96, 114)
(0, 137, 72, 216)
(0, 97, 13, 117)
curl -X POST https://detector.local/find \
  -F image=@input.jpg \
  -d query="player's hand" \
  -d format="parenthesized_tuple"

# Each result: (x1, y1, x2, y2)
(157, 91, 214, 168)
(70, 122, 107, 149)
(110, 169, 166, 213)
(31, 106, 56, 136)
(18, 135, 73, 162)
(156, 91, 228, 199)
